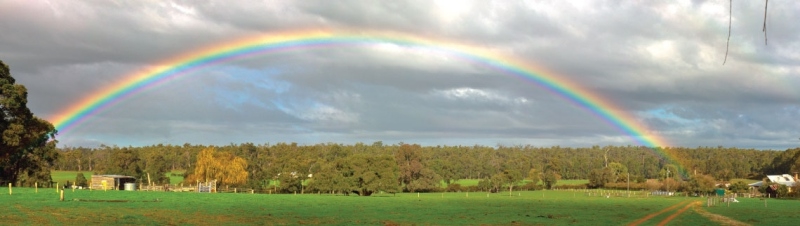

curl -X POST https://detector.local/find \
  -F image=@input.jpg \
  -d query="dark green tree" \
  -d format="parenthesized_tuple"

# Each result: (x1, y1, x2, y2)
(308, 154, 398, 196)
(587, 167, 614, 188)
(728, 181, 749, 193)
(477, 177, 493, 192)
(0, 60, 58, 185)
(96, 147, 143, 181)
(349, 154, 400, 196)
(526, 168, 541, 186)
(395, 144, 441, 192)
(542, 159, 561, 189)
(144, 154, 170, 184)
(685, 174, 716, 196)
(75, 173, 88, 187)
(495, 170, 522, 196)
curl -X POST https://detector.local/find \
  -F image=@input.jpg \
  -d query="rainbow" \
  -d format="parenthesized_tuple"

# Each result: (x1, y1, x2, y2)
(49, 29, 671, 150)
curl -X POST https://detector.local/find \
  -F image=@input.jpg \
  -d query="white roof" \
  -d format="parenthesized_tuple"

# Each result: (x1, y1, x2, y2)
(748, 174, 796, 187)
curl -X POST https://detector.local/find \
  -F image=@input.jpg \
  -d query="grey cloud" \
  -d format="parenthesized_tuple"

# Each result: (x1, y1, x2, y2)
(2, 1, 798, 149)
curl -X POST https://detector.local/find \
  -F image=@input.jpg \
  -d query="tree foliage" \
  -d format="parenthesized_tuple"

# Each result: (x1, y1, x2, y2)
(685, 174, 717, 195)
(96, 148, 144, 180)
(75, 173, 88, 187)
(587, 167, 614, 188)
(0, 60, 58, 185)
(185, 148, 248, 186)
(49, 141, 796, 193)
(308, 154, 399, 196)
(395, 144, 441, 192)
(542, 159, 561, 189)
(492, 169, 522, 195)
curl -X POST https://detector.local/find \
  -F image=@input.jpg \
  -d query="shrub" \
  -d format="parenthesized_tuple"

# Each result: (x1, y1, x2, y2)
(445, 183, 462, 192)
(520, 182, 542, 191)
(554, 184, 587, 190)
(75, 173, 88, 187)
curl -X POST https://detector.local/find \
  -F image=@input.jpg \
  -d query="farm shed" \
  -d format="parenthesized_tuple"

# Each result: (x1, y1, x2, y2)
(748, 174, 797, 193)
(91, 175, 136, 190)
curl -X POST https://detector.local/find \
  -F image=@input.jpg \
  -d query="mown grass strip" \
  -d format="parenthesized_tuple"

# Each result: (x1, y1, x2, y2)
(627, 200, 691, 226)
(656, 201, 696, 226)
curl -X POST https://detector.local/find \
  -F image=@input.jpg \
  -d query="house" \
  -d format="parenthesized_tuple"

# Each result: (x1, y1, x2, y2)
(748, 174, 797, 195)
(90, 175, 136, 190)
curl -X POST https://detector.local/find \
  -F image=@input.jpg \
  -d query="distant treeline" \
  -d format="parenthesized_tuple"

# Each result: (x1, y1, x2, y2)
(54, 143, 800, 193)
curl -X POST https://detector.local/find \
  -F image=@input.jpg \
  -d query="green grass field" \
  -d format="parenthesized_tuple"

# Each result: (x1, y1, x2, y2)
(704, 196, 800, 224)
(30, 173, 793, 225)
(451, 179, 588, 187)
(4, 187, 792, 225)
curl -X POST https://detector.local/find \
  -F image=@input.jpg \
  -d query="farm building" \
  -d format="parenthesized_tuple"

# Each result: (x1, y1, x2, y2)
(90, 175, 136, 190)
(748, 174, 797, 194)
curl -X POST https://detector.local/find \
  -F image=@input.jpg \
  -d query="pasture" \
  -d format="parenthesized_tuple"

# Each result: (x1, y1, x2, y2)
(451, 179, 589, 187)
(3, 187, 792, 225)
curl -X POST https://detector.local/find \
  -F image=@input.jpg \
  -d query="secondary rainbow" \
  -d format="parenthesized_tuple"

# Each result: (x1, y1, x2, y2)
(49, 29, 672, 153)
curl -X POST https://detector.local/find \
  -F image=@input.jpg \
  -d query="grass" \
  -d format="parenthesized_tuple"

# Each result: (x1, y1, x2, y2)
(167, 170, 185, 185)
(34, 173, 792, 225)
(51, 171, 93, 186)
(704, 196, 800, 224)
(1, 187, 753, 225)
(451, 179, 589, 187)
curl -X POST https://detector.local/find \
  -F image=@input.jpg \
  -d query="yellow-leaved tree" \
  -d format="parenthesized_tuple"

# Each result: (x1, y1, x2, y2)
(186, 148, 248, 186)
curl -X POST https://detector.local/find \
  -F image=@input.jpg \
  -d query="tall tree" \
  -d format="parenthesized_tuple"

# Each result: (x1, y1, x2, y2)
(395, 144, 441, 192)
(496, 170, 522, 196)
(542, 158, 561, 189)
(185, 147, 248, 187)
(685, 174, 717, 196)
(96, 147, 144, 180)
(0, 60, 58, 185)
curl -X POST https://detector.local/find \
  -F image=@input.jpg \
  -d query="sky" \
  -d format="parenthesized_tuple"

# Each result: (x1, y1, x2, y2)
(1, 0, 798, 149)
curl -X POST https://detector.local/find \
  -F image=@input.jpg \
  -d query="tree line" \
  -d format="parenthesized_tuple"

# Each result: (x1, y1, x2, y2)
(50, 142, 800, 195)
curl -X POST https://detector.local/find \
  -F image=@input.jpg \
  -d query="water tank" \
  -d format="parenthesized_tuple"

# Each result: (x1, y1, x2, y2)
(124, 183, 136, 191)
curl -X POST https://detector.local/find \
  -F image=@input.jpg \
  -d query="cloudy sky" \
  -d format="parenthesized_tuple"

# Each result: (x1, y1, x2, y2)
(2, 0, 798, 149)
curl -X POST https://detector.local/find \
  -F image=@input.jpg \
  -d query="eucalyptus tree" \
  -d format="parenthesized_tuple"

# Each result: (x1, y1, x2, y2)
(0, 60, 58, 185)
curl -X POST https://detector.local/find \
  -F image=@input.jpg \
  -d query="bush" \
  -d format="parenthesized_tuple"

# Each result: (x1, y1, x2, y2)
(445, 183, 462, 192)
(603, 182, 644, 190)
(75, 173, 88, 187)
(462, 185, 481, 192)
(554, 184, 587, 190)
(728, 181, 749, 193)
(520, 182, 542, 191)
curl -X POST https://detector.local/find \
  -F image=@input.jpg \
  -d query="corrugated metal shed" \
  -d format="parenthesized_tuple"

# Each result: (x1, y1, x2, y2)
(91, 175, 136, 190)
